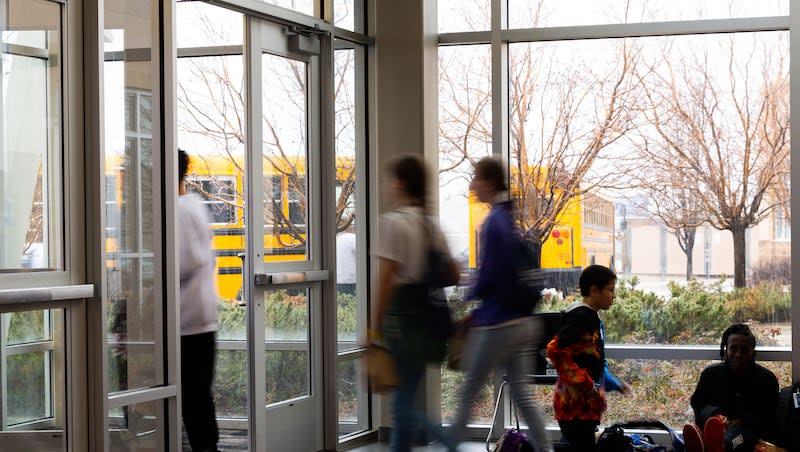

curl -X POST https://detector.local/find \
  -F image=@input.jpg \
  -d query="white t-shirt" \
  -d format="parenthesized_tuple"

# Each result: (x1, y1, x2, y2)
(336, 231, 357, 284)
(375, 206, 452, 285)
(178, 193, 218, 336)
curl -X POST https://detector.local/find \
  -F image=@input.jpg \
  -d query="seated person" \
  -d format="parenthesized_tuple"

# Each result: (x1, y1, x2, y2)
(686, 323, 779, 452)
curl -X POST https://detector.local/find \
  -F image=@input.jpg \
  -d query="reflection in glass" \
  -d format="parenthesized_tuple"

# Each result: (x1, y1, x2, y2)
(262, 53, 309, 261)
(507, 0, 789, 29)
(265, 289, 311, 405)
(0, 0, 63, 272)
(109, 400, 161, 452)
(105, 0, 162, 393)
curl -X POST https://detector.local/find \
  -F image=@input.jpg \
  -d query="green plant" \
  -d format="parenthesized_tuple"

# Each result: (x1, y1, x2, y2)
(727, 282, 791, 324)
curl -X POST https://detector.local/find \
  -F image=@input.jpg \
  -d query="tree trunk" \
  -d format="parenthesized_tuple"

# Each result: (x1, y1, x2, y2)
(730, 225, 747, 288)
(684, 228, 695, 281)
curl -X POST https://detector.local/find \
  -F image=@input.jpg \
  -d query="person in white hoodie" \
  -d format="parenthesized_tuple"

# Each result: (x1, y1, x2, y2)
(178, 150, 219, 452)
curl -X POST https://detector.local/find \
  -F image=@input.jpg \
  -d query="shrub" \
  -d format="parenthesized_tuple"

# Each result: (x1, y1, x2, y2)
(604, 279, 664, 343)
(727, 282, 791, 324)
(652, 280, 730, 344)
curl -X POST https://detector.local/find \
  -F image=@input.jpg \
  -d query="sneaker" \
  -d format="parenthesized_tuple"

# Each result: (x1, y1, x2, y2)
(683, 423, 704, 452)
(703, 416, 726, 452)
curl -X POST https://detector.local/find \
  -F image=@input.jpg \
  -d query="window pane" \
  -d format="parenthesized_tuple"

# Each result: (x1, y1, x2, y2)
(334, 0, 361, 33)
(258, 0, 314, 17)
(262, 53, 309, 262)
(265, 289, 311, 405)
(109, 400, 162, 452)
(214, 349, 248, 418)
(438, 0, 490, 33)
(176, 1, 243, 48)
(177, 51, 246, 302)
(508, 0, 789, 29)
(438, 45, 491, 272)
(0, 0, 63, 272)
(441, 364, 497, 425)
(334, 46, 363, 349)
(105, 0, 162, 393)
(502, 32, 790, 347)
(438, 44, 493, 424)
(337, 357, 369, 437)
(5, 310, 50, 345)
(2, 308, 65, 439)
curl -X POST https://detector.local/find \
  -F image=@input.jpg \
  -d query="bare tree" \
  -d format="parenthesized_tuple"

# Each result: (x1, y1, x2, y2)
(438, 3, 642, 258)
(636, 34, 789, 287)
(509, 38, 641, 251)
(626, 158, 706, 280)
(177, 16, 358, 250)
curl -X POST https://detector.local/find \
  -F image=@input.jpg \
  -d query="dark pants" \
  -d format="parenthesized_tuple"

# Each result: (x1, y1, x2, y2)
(559, 420, 598, 452)
(181, 332, 219, 452)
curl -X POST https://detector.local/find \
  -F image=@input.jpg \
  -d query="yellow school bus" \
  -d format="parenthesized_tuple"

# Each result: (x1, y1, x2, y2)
(468, 190, 615, 272)
(105, 154, 354, 301)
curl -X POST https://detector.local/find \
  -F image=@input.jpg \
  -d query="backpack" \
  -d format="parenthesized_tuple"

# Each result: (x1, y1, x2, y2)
(420, 214, 457, 340)
(775, 381, 800, 451)
(509, 234, 546, 313)
(596, 420, 685, 452)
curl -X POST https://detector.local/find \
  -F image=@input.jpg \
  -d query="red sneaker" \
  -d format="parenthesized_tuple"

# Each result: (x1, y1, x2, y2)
(703, 416, 726, 452)
(682, 423, 704, 452)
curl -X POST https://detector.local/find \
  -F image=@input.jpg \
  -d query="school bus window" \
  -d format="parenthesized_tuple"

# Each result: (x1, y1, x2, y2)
(288, 175, 306, 227)
(187, 176, 237, 224)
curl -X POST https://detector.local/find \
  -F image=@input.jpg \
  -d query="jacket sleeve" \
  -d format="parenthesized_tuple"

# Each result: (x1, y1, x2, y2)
(603, 361, 623, 392)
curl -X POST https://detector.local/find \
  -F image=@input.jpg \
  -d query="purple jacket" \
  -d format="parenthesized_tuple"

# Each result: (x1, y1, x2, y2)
(467, 200, 531, 326)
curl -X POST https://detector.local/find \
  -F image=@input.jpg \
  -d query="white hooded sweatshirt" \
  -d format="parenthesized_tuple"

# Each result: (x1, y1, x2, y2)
(178, 193, 218, 336)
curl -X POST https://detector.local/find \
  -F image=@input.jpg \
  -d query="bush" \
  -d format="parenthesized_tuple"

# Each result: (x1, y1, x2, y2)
(652, 280, 730, 344)
(603, 279, 664, 343)
(727, 282, 791, 324)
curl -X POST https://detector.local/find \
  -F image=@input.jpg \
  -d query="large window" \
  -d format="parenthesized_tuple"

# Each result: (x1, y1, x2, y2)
(438, 1, 792, 433)
(0, 0, 63, 272)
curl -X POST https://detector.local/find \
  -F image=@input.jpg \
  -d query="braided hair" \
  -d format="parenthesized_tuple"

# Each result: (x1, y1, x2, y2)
(719, 323, 756, 360)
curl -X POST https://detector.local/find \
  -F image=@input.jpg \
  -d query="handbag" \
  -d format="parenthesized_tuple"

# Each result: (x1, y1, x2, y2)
(446, 315, 471, 370)
(365, 343, 399, 393)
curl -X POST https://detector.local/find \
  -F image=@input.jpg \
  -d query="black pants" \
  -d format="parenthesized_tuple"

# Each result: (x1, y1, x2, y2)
(181, 332, 219, 452)
(559, 420, 599, 452)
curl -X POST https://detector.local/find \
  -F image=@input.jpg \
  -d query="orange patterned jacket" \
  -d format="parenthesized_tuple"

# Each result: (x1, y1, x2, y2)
(546, 302, 607, 421)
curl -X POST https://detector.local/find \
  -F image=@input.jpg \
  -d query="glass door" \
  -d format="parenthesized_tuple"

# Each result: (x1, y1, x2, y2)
(245, 16, 324, 452)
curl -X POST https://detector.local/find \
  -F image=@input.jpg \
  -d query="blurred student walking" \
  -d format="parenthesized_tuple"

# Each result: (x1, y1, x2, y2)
(178, 150, 220, 452)
(369, 154, 459, 452)
(449, 157, 552, 452)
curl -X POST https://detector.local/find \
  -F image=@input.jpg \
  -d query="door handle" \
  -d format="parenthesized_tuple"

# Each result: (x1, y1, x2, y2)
(254, 270, 330, 286)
